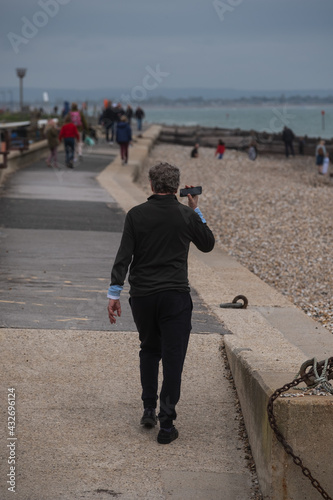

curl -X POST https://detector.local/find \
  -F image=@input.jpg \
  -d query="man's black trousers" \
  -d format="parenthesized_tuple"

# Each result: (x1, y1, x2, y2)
(129, 290, 192, 428)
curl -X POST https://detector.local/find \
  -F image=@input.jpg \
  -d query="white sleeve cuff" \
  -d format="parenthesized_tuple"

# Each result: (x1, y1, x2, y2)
(107, 284, 123, 300)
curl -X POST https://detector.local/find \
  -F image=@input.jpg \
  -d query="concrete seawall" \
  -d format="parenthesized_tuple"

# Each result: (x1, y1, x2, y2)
(189, 246, 333, 499)
(0, 139, 49, 187)
(97, 125, 333, 499)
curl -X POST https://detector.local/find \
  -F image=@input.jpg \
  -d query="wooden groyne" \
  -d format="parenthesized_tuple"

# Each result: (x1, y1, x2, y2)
(158, 124, 333, 155)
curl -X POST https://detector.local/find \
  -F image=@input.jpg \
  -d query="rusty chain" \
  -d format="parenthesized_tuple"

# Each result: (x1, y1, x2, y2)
(267, 357, 333, 500)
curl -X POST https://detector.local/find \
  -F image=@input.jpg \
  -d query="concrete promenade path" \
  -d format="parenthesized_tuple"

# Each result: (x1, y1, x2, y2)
(0, 138, 254, 499)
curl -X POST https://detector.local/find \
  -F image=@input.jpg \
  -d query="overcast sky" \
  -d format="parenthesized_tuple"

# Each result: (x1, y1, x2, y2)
(1, 0, 333, 92)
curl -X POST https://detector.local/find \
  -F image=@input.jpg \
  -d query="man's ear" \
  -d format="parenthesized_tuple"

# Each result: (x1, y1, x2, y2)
(150, 180, 154, 192)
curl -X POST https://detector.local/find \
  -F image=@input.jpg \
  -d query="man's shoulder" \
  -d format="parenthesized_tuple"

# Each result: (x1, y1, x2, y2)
(128, 200, 150, 214)
(129, 196, 183, 213)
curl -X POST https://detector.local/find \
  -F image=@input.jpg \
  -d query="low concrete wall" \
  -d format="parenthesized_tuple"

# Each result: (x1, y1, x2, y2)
(14, 125, 332, 499)
(0, 140, 49, 187)
(188, 247, 333, 500)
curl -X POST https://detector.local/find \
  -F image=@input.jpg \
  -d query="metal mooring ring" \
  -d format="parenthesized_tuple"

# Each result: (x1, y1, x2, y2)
(299, 357, 333, 386)
(220, 295, 248, 309)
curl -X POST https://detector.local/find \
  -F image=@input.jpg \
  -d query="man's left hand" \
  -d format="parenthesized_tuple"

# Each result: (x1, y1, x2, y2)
(108, 299, 122, 324)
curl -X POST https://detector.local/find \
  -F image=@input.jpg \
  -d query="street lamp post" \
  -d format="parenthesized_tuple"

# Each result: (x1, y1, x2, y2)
(16, 68, 27, 111)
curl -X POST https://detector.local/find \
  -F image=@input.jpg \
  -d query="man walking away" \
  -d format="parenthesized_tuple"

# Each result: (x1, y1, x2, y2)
(116, 116, 132, 165)
(59, 115, 80, 168)
(107, 163, 215, 444)
(101, 101, 117, 144)
(135, 106, 145, 132)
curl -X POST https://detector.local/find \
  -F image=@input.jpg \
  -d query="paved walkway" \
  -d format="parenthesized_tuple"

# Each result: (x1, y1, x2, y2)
(0, 139, 254, 499)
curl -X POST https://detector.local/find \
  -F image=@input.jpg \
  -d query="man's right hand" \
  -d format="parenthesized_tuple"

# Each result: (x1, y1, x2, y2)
(108, 299, 122, 324)
(185, 184, 199, 210)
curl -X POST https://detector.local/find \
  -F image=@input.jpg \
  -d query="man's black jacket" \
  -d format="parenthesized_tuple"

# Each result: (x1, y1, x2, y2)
(111, 194, 215, 297)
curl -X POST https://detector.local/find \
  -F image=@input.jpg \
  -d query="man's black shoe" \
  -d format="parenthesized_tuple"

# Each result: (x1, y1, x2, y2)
(140, 408, 157, 428)
(157, 426, 179, 444)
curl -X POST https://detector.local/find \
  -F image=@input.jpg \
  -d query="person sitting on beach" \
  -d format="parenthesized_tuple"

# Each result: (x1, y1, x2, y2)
(215, 140, 225, 159)
(191, 143, 199, 158)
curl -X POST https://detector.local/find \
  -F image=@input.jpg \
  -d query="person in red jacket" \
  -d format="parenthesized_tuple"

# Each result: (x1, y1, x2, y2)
(215, 139, 225, 159)
(59, 115, 80, 168)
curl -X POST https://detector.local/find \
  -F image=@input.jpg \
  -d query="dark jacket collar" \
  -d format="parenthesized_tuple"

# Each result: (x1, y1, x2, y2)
(148, 194, 177, 201)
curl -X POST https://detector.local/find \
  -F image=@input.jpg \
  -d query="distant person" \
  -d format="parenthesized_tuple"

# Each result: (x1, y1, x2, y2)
(321, 152, 330, 175)
(98, 107, 104, 125)
(116, 115, 132, 165)
(125, 105, 133, 125)
(59, 115, 80, 169)
(45, 119, 59, 169)
(282, 126, 295, 158)
(191, 143, 199, 158)
(248, 143, 257, 161)
(316, 143, 325, 174)
(69, 102, 88, 161)
(316, 140, 326, 169)
(85, 124, 98, 144)
(81, 102, 89, 143)
(115, 103, 125, 122)
(135, 106, 145, 132)
(101, 101, 116, 144)
(53, 105, 58, 116)
(298, 137, 306, 155)
(316, 139, 326, 165)
(61, 101, 70, 118)
(215, 140, 225, 159)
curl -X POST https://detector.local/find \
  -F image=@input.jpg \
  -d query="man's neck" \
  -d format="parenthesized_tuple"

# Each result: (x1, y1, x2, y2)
(153, 192, 175, 196)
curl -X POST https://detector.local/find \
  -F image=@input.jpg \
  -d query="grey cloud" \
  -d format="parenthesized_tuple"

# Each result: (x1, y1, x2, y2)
(1, 0, 333, 90)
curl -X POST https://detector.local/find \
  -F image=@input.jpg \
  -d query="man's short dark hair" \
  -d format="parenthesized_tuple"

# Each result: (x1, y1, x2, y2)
(149, 162, 180, 194)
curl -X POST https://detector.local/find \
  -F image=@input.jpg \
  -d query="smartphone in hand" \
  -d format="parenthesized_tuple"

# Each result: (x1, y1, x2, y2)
(179, 186, 202, 197)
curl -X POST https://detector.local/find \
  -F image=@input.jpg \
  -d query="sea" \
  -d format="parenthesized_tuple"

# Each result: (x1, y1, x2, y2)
(144, 105, 333, 140)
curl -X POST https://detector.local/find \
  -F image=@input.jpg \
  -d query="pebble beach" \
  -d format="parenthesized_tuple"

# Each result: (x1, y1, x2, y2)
(137, 143, 333, 335)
